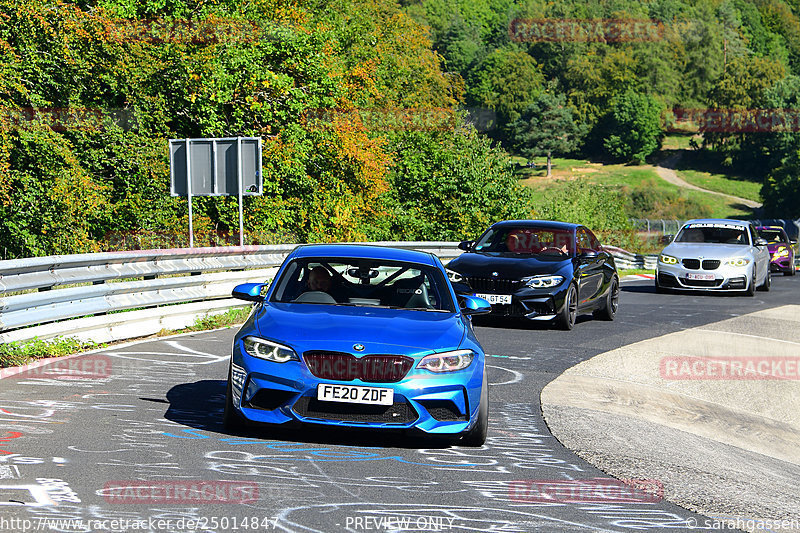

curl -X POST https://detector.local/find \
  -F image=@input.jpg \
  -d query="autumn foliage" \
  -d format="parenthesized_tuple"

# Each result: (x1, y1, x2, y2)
(0, 0, 529, 257)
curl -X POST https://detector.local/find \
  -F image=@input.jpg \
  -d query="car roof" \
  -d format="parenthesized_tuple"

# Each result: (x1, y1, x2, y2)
(289, 244, 438, 266)
(489, 220, 580, 231)
(684, 218, 750, 227)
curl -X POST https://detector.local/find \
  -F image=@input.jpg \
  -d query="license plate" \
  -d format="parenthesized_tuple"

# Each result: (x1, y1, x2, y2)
(687, 273, 715, 281)
(475, 293, 511, 305)
(317, 384, 393, 405)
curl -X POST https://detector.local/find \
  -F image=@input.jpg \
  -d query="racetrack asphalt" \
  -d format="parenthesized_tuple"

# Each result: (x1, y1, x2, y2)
(0, 275, 798, 533)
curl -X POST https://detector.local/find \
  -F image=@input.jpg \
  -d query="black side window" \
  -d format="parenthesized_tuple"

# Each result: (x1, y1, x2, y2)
(748, 225, 758, 245)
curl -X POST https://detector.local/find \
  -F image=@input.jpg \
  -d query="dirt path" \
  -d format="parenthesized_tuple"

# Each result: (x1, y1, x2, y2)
(655, 152, 762, 209)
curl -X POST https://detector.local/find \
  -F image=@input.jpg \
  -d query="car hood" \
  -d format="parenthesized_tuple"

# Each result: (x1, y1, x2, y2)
(661, 242, 753, 259)
(767, 243, 789, 253)
(254, 303, 466, 354)
(448, 252, 572, 278)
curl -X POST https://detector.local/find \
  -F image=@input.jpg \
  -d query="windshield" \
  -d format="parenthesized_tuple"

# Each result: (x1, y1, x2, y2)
(270, 258, 456, 312)
(675, 223, 749, 245)
(757, 228, 787, 244)
(474, 227, 573, 256)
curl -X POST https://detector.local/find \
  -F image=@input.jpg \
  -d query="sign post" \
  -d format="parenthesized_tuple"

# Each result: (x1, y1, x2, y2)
(169, 137, 262, 247)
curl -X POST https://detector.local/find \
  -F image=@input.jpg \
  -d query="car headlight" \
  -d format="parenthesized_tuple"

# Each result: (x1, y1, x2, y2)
(724, 257, 751, 267)
(659, 254, 678, 265)
(417, 349, 475, 372)
(242, 336, 298, 363)
(446, 269, 463, 283)
(775, 247, 789, 258)
(521, 275, 564, 288)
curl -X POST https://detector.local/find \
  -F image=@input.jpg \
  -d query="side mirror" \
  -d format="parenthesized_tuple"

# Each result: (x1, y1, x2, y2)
(579, 250, 600, 259)
(451, 281, 474, 296)
(755, 238, 768, 247)
(791, 240, 798, 246)
(660, 234, 674, 245)
(232, 282, 267, 302)
(460, 295, 491, 316)
(458, 241, 474, 252)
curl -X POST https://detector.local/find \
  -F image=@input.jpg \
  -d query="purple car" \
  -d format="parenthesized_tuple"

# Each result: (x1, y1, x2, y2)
(756, 226, 797, 276)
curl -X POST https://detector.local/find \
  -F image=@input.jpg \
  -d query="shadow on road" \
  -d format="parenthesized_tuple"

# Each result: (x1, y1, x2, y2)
(621, 284, 747, 297)
(472, 315, 593, 330)
(163, 380, 452, 449)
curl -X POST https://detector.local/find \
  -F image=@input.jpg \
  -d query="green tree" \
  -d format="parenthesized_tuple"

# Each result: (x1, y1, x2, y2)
(602, 90, 664, 164)
(383, 123, 533, 240)
(534, 181, 633, 247)
(509, 90, 584, 176)
(467, 46, 544, 138)
(762, 149, 800, 217)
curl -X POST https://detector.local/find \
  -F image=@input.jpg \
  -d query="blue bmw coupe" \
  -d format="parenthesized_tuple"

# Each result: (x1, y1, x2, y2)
(226, 244, 491, 445)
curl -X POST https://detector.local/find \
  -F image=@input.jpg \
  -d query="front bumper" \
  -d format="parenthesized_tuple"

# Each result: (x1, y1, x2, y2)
(467, 286, 568, 321)
(656, 262, 751, 291)
(230, 344, 484, 435)
(770, 255, 794, 272)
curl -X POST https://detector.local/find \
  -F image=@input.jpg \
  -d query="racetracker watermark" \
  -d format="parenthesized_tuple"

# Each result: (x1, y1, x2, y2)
(508, 478, 664, 503)
(103, 17, 288, 44)
(304, 107, 458, 132)
(509, 18, 664, 42)
(303, 107, 496, 132)
(0, 355, 112, 381)
(0, 107, 136, 131)
(665, 108, 800, 132)
(102, 480, 259, 504)
(0, 516, 282, 532)
(660, 356, 800, 380)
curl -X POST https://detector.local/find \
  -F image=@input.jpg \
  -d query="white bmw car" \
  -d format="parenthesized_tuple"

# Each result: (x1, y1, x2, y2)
(656, 219, 771, 295)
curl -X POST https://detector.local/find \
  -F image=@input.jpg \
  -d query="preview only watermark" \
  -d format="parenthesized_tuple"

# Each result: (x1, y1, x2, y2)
(660, 356, 800, 380)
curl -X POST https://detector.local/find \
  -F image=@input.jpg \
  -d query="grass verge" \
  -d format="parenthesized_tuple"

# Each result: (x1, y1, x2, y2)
(0, 306, 252, 370)
(618, 268, 655, 277)
(675, 169, 762, 202)
(517, 154, 757, 219)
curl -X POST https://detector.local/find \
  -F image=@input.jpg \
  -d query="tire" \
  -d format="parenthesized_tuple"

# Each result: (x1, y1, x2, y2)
(223, 365, 247, 432)
(757, 270, 771, 292)
(786, 265, 796, 276)
(556, 284, 578, 330)
(593, 276, 619, 321)
(745, 271, 756, 297)
(461, 372, 488, 447)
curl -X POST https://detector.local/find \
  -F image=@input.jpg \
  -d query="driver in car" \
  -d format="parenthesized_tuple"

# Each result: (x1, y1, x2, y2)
(305, 266, 347, 303)
(308, 266, 332, 292)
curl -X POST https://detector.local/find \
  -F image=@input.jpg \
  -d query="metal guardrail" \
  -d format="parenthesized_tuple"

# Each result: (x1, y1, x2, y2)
(0, 242, 463, 343)
(603, 246, 658, 270)
(0, 241, 674, 345)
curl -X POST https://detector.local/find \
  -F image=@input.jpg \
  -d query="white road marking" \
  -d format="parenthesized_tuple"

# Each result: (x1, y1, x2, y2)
(487, 365, 523, 386)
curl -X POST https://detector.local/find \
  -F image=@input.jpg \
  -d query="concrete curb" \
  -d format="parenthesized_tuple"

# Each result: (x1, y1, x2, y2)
(541, 305, 800, 532)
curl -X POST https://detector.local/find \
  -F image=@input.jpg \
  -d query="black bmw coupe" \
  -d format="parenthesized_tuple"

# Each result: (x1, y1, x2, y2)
(447, 220, 619, 330)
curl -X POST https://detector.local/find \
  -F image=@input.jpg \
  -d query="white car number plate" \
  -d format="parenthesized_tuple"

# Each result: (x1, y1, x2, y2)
(475, 293, 511, 305)
(317, 384, 393, 406)
(686, 273, 715, 281)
